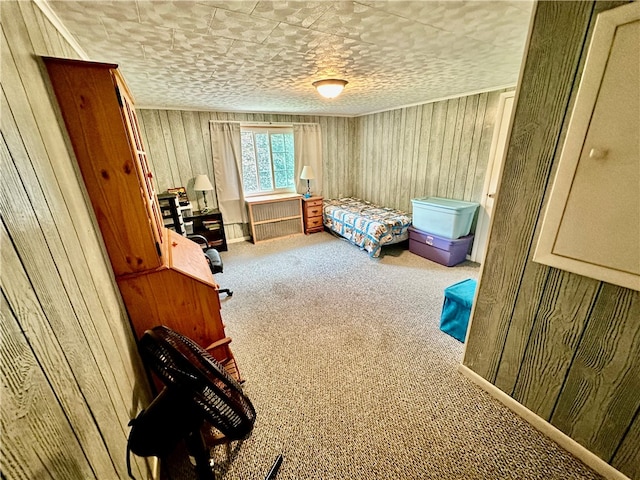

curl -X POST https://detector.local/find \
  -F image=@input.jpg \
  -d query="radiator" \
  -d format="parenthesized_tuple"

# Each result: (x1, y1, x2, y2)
(246, 194, 304, 243)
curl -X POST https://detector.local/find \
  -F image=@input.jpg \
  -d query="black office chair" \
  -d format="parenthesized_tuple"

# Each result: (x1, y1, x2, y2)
(188, 235, 233, 297)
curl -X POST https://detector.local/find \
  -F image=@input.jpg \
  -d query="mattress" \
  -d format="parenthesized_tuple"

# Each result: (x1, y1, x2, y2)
(323, 197, 412, 257)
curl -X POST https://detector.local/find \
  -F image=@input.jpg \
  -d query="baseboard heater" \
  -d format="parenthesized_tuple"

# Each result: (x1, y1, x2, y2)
(245, 193, 304, 243)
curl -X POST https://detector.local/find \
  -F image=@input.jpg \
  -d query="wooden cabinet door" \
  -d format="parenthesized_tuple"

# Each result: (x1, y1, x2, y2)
(534, 4, 640, 291)
(43, 57, 162, 275)
(113, 71, 164, 250)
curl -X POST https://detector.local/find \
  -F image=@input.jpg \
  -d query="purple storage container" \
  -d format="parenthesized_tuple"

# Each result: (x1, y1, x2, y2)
(409, 226, 474, 267)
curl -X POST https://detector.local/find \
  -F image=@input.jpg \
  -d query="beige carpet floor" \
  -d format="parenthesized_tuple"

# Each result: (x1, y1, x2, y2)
(163, 232, 602, 480)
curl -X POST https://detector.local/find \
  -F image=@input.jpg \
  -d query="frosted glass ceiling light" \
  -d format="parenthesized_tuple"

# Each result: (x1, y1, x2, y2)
(312, 79, 348, 99)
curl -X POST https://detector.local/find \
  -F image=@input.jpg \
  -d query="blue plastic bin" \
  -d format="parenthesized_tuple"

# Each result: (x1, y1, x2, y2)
(411, 197, 479, 239)
(440, 278, 477, 342)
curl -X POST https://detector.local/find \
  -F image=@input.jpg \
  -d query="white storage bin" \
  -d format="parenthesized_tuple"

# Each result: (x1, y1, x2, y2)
(411, 197, 479, 239)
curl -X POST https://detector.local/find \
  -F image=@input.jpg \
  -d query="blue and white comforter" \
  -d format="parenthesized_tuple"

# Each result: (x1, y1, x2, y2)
(323, 197, 412, 258)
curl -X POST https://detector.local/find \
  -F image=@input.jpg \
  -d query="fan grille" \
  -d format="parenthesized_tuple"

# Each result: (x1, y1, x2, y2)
(139, 326, 256, 441)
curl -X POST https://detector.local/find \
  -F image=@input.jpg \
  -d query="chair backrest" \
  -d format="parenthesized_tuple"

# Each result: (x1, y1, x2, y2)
(187, 234, 223, 274)
(187, 234, 209, 251)
(204, 248, 223, 274)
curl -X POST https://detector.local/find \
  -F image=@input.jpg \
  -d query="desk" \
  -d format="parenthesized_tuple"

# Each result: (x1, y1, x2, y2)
(184, 210, 228, 251)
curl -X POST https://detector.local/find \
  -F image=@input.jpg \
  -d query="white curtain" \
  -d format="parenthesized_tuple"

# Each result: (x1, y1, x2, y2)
(293, 123, 323, 196)
(209, 121, 248, 225)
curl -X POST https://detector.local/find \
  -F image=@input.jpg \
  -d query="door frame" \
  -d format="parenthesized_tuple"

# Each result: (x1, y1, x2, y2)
(470, 91, 516, 263)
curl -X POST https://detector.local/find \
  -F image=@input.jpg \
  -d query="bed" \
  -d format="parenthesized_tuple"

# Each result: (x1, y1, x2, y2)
(323, 197, 412, 257)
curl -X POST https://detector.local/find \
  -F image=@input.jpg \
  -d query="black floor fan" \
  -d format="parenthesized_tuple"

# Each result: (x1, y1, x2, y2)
(127, 325, 257, 480)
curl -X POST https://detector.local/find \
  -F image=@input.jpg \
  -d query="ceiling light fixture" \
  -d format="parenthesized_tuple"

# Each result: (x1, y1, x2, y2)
(312, 79, 348, 99)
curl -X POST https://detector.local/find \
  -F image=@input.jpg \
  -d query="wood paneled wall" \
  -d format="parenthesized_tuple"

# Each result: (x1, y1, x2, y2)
(137, 110, 355, 240)
(138, 92, 506, 241)
(10, 1, 634, 477)
(354, 90, 506, 213)
(463, 2, 639, 479)
(1, 2, 152, 478)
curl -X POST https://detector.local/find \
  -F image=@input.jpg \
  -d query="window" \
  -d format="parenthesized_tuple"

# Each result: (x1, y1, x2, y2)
(240, 126, 295, 196)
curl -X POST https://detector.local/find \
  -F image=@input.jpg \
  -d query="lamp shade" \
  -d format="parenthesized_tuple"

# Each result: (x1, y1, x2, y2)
(193, 174, 213, 191)
(312, 79, 348, 99)
(300, 166, 315, 180)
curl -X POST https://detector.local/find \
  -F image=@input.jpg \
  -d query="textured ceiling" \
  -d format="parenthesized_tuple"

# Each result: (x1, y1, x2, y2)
(47, 0, 534, 116)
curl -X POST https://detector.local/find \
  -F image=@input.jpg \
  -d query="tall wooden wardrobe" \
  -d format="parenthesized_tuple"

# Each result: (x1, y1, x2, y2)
(43, 57, 241, 380)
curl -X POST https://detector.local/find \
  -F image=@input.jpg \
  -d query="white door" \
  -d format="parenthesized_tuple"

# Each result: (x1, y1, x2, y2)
(471, 91, 515, 263)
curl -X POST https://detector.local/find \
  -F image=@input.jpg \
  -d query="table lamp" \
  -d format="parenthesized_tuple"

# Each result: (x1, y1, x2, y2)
(194, 174, 214, 213)
(300, 166, 315, 198)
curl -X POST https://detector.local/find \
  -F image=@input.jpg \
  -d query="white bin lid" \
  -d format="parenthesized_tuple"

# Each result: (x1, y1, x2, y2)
(411, 196, 479, 211)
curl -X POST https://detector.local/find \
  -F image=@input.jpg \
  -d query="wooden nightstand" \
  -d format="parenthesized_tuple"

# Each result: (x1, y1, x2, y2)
(302, 196, 324, 234)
